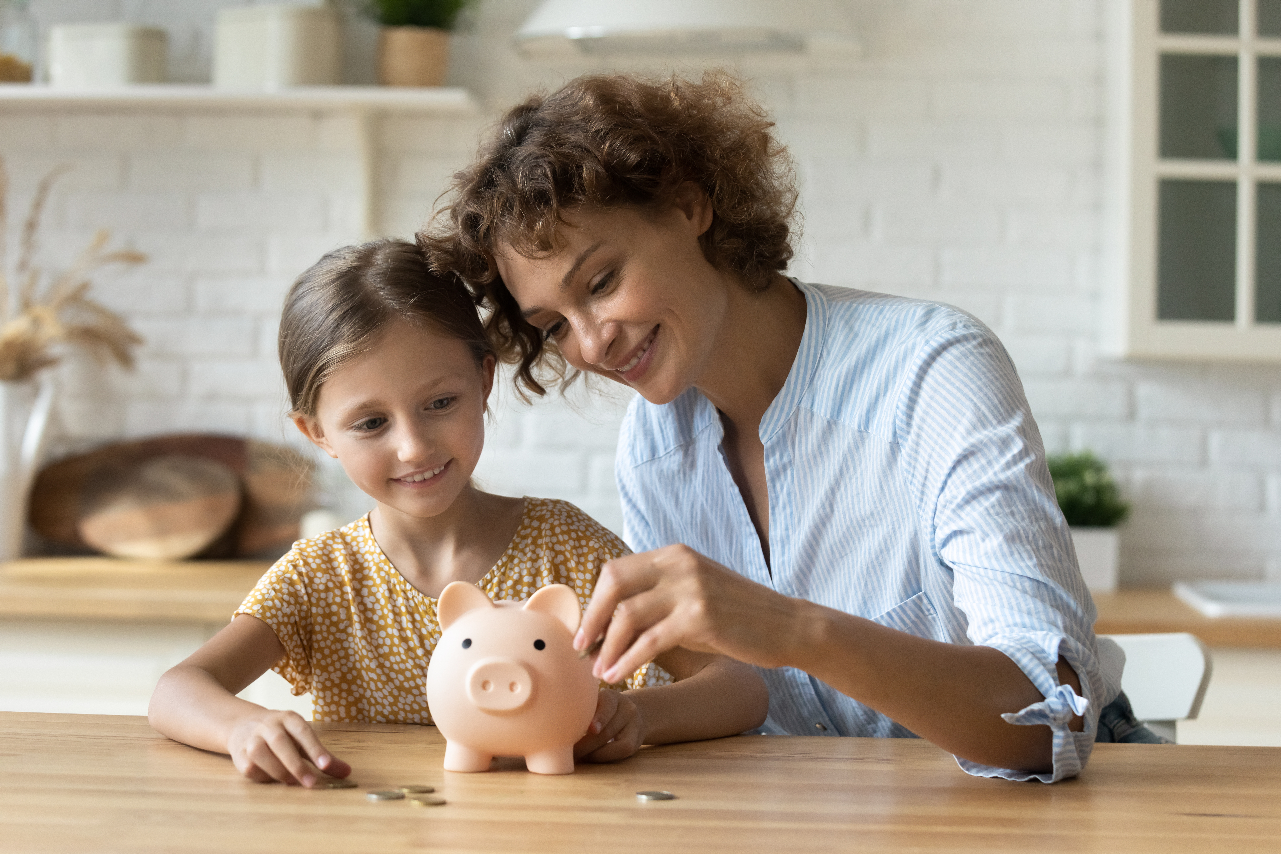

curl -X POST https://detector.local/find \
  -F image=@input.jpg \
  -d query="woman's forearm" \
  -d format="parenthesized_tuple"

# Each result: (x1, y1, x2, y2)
(782, 598, 1081, 773)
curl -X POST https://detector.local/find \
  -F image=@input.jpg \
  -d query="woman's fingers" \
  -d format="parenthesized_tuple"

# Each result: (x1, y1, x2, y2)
(576, 551, 662, 653)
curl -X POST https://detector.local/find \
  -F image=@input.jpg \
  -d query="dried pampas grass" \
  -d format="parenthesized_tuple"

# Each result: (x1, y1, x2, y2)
(0, 157, 144, 383)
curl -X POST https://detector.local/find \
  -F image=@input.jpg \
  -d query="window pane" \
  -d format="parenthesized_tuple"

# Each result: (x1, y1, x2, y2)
(1158, 179, 1237, 322)
(1261, 0, 1281, 37)
(1258, 184, 1281, 323)
(1160, 0, 1239, 34)
(1160, 55, 1239, 159)
(1261, 58, 1281, 162)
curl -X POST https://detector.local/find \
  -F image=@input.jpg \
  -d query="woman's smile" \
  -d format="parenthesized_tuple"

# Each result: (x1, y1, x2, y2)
(610, 327, 657, 381)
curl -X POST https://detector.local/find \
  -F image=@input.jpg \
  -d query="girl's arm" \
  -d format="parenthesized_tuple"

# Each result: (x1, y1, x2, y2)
(573, 647, 768, 763)
(148, 614, 351, 786)
(575, 546, 1081, 775)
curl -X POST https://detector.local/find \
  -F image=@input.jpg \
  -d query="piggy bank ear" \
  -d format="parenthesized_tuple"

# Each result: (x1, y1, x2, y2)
(523, 584, 582, 633)
(436, 581, 495, 631)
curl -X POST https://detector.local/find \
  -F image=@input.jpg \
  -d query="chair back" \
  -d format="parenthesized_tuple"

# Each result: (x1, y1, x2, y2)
(1102, 632, 1212, 738)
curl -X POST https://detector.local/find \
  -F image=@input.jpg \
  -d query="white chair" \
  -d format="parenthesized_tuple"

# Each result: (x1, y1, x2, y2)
(1101, 632, 1213, 743)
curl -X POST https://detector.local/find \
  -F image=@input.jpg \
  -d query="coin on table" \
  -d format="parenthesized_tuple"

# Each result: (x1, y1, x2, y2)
(635, 791, 677, 801)
(407, 794, 447, 807)
(366, 790, 406, 801)
(397, 785, 436, 794)
(315, 777, 358, 790)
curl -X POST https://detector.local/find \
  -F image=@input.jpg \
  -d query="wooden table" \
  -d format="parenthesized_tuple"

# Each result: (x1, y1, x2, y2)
(1093, 589, 1281, 648)
(3, 713, 1280, 853)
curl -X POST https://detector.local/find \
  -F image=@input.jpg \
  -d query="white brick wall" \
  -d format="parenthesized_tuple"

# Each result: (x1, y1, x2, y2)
(7, 0, 1280, 586)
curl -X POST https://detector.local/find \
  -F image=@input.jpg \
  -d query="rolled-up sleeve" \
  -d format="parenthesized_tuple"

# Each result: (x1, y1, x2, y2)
(897, 318, 1120, 782)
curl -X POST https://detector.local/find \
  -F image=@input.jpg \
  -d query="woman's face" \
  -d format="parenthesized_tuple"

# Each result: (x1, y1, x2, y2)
(294, 318, 494, 524)
(495, 194, 732, 406)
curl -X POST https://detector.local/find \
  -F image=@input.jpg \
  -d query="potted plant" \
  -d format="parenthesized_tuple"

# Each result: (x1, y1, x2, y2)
(363, 0, 471, 87)
(1047, 451, 1130, 593)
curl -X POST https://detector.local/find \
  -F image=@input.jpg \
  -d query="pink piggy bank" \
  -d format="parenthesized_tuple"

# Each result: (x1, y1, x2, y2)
(426, 581, 598, 775)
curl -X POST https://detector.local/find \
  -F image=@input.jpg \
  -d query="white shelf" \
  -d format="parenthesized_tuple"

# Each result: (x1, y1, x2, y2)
(0, 83, 478, 113)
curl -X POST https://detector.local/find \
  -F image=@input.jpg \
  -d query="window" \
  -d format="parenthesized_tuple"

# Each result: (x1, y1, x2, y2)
(1120, 0, 1281, 360)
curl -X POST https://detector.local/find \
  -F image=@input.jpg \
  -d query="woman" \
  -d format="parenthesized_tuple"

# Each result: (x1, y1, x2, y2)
(421, 71, 1135, 782)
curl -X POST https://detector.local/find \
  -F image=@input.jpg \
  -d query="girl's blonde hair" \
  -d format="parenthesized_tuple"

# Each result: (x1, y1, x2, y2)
(279, 239, 493, 417)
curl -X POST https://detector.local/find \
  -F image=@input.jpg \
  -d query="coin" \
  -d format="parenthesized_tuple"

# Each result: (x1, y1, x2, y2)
(366, 790, 406, 801)
(315, 777, 358, 789)
(398, 785, 435, 794)
(578, 636, 605, 659)
(407, 794, 447, 807)
(635, 790, 676, 801)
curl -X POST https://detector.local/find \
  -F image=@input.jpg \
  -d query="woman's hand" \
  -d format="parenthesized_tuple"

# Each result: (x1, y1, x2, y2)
(573, 689, 644, 763)
(576, 544, 804, 684)
(226, 709, 351, 786)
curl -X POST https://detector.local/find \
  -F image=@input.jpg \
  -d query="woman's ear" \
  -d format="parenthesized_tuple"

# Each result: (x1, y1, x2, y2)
(672, 181, 714, 237)
(292, 413, 337, 459)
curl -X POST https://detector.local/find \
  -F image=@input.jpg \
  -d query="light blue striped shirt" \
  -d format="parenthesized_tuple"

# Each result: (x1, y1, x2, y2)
(616, 280, 1123, 783)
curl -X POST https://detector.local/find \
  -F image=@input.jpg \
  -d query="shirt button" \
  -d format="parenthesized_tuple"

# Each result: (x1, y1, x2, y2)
(815, 722, 827, 732)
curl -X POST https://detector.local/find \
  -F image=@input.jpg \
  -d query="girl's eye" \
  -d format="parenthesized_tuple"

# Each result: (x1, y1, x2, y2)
(542, 319, 566, 342)
(355, 416, 386, 432)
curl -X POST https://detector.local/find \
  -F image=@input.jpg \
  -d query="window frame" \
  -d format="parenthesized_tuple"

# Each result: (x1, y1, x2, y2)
(1119, 0, 1281, 361)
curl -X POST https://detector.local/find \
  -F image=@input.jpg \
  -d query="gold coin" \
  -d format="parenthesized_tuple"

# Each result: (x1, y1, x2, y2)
(315, 778, 358, 789)
(398, 785, 435, 794)
(408, 794, 447, 807)
(366, 790, 406, 801)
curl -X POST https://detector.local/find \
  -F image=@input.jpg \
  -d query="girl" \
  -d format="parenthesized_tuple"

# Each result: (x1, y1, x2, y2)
(147, 239, 768, 787)
(421, 71, 1140, 784)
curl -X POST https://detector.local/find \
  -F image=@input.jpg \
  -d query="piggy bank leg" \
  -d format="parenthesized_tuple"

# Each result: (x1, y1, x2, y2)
(443, 741, 493, 773)
(524, 747, 575, 775)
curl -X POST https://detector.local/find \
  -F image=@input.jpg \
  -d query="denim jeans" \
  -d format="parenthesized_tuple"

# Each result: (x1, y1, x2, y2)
(1095, 690, 1172, 744)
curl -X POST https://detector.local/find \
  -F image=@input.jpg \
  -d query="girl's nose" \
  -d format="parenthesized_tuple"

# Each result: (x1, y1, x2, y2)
(395, 424, 430, 463)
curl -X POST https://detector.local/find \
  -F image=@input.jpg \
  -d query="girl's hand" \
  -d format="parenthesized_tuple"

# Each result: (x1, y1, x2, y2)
(576, 545, 803, 684)
(573, 689, 644, 763)
(226, 709, 351, 786)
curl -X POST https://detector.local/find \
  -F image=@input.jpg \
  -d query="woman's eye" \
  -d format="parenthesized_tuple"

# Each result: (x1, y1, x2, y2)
(589, 271, 615, 296)
(428, 397, 456, 411)
(543, 319, 566, 341)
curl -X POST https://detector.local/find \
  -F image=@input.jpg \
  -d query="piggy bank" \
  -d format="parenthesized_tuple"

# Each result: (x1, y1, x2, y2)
(426, 581, 598, 774)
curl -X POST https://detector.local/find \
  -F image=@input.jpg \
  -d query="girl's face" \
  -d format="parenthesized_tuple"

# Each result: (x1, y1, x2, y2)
(294, 319, 494, 524)
(494, 190, 731, 406)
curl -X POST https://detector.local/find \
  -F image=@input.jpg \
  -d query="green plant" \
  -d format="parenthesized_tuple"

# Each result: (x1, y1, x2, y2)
(1046, 452, 1130, 528)
(363, 0, 471, 29)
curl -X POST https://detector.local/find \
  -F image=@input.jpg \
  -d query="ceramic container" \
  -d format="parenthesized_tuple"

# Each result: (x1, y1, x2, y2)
(47, 24, 167, 88)
(213, 4, 339, 90)
(425, 582, 598, 775)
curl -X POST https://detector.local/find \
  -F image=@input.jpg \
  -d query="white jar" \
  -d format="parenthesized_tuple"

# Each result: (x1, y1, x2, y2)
(47, 24, 167, 88)
(213, 4, 340, 90)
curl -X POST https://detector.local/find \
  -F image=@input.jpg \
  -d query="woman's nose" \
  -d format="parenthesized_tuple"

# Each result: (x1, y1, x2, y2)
(573, 315, 615, 368)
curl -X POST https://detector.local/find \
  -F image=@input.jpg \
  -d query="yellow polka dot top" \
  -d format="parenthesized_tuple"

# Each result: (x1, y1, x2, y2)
(236, 497, 664, 723)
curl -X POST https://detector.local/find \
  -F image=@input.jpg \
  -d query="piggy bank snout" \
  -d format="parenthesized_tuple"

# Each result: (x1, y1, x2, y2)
(465, 657, 533, 712)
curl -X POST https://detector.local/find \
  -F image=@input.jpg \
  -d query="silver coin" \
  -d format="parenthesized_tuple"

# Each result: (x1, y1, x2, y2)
(407, 794, 447, 807)
(315, 777, 358, 790)
(398, 785, 436, 794)
(635, 790, 676, 801)
(366, 790, 406, 801)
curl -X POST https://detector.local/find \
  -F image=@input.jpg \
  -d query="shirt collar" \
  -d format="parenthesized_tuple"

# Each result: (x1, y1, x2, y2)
(758, 278, 827, 442)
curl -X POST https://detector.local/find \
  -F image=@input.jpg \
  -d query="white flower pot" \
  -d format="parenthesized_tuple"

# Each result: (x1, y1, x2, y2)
(1070, 527, 1120, 593)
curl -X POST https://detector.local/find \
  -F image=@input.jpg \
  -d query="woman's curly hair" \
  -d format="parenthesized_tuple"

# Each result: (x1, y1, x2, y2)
(419, 70, 798, 398)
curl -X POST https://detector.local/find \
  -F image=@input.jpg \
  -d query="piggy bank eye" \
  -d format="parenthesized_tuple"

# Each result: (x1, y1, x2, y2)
(461, 638, 472, 649)
(533, 639, 546, 651)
